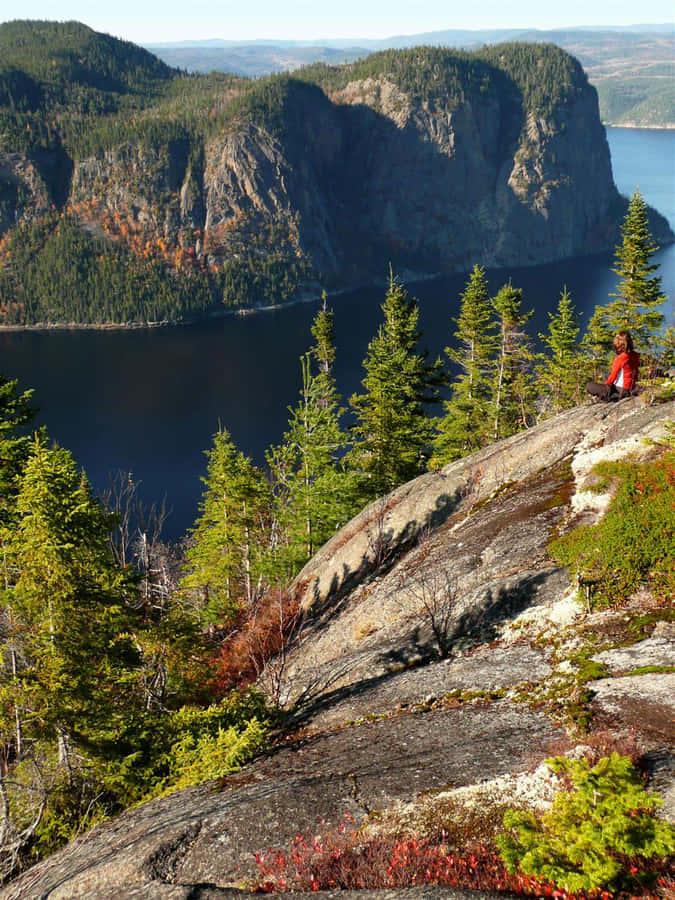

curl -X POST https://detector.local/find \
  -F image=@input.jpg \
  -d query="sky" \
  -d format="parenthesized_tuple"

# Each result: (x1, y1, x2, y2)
(2, 1, 673, 44)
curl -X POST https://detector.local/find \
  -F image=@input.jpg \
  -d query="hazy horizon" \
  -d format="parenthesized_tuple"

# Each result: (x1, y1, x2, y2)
(1, 1, 673, 45)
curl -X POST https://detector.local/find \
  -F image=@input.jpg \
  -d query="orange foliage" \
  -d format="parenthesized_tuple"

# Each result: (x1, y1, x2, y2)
(210, 589, 301, 696)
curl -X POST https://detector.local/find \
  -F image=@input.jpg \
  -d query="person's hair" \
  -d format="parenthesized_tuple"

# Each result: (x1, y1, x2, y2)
(613, 330, 633, 354)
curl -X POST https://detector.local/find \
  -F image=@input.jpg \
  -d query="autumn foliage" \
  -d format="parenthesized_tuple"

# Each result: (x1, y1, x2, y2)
(252, 816, 673, 898)
(210, 589, 301, 696)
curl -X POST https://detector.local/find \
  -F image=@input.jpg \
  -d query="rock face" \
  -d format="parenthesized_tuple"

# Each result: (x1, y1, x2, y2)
(62, 69, 628, 283)
(3, 45, 672, 307)
(283, 398, 672, 708)
(0, 153, 51, 233)
(4, 396, 673, 900)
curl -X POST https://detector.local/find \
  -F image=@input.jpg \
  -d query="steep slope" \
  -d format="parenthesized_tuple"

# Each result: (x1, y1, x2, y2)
(1, 25, 671, 324)
(3, 397, 672, 899)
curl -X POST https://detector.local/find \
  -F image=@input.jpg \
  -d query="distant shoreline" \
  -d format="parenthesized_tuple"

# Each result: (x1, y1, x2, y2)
(604, 123, 675, 130)
(0, 272, 439, 333)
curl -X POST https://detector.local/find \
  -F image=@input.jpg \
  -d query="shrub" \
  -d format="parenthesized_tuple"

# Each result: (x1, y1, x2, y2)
(497, 753, 675, 893)
(210, 590, 301, 702)
(160, 688, 272, 792)
(252, 813, 673, 897)
(253, 822, 533, 894)
(549, 451, 675, 608)
(166, 716, 268, 791)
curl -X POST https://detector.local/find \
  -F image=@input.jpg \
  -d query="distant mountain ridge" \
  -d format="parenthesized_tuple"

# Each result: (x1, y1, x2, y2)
(146, 25, 675, 127)
(144, 23, 674, 50)
(0, 21, 672, 326)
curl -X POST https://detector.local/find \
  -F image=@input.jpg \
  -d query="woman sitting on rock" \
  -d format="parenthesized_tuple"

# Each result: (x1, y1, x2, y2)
(587, 330, 640, 401)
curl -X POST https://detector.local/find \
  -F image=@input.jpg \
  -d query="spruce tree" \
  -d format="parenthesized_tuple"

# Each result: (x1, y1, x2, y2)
(606, 188, 666, 352)
(181, 427, 269, 621)
(581, 305, 615, 382)
(431, 265, 497, 467)
(267, 300, 354, 579)
(349, 273, 445, 499)
(536, 287, 584, 413)
(491, 283, 535, 441)
(3, 436, 140, 757)
(0, 374, 37, 526)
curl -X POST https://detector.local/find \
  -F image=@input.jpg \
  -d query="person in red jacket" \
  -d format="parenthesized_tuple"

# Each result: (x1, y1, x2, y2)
(586, 330, 640, 401)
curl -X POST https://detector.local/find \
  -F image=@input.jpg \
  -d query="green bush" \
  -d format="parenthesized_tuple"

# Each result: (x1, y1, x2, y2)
(166, 716, 268, 792)
(549, 450, 675, 608)
(498, 753, 675, 893)
(160, 688, 272, 793)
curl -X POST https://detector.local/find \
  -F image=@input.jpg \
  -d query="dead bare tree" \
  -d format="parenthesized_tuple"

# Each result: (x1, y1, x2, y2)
(364, 497, 398, 572)
(396, 529, 458, 659)
(103, 471, 187, 711)
(0, 748, 47, 883)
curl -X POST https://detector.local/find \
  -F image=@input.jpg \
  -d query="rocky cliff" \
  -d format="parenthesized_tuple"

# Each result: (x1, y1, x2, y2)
(62, 52, 658, 282)
(3, 396, 672, 899)
(1, 29, 672, 321)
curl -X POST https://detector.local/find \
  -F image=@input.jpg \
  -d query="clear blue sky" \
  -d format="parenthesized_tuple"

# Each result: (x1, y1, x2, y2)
(3, 1, 674, 43)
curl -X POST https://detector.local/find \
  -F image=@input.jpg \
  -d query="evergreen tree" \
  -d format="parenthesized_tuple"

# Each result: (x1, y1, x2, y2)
(606, 188, 666, 352)
(312, 291, 336, 377)
(535, 287, 584, 413)
(656, 326, 675, 370)
(267, 300, 354, 579)
(431, 265, 497, 467)
(581, 304, 615, 382)
(491, 283, 535, 441)
(2, 436, 140, 760)
(0, 374, 37, 526)
(181, 427, 269, 621)
(348, 272, 445, 499)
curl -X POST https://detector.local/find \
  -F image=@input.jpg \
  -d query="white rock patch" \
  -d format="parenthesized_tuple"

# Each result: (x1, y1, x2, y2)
(501, 586, 581, 643)
(592, 636, 674, 674)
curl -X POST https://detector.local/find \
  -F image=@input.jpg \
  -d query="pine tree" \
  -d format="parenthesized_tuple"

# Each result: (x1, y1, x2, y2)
(431, 265, 497, 467)
(606, 188, 666, 352)
(267, 299, 354, 579)
(535, 287, 584, 413)
(348, 273, 445, 500)
(491, 283, 535, 441)
(181, 427, 269, 621)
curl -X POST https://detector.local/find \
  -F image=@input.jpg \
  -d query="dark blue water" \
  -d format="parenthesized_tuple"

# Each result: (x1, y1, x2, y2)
(1, 127, 673, 539)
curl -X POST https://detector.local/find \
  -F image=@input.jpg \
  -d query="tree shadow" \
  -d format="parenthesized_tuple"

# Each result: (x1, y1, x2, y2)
(290, 568, 555, 723)
(301, 484, 466, 630)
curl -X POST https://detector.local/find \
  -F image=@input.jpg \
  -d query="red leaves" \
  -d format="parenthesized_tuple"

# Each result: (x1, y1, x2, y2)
(252, 816, 670, 897)
(209, 590, 300, 696)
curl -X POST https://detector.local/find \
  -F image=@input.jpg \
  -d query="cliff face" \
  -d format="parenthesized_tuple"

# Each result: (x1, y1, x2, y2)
(3, 397, 672, 900)
(0, 153, 51, 233)
(65, 68, 627, 282)
(3, 42, 672, 310)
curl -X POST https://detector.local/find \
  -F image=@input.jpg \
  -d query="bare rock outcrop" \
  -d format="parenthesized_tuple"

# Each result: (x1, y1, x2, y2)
(3, 397, 672, 899)
(0, 152, 52, 232)
(1, 703, 560, 899)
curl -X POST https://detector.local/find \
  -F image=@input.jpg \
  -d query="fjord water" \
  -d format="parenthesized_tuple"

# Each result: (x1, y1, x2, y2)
(1, 127, 674, 540)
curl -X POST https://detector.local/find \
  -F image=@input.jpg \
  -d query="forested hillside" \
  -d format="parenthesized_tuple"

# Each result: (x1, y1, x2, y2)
(2, 21, 670, 326)
(149, 27, 675, 128)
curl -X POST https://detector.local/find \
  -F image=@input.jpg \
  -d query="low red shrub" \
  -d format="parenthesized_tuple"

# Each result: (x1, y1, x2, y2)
(251, 815, 672, 898)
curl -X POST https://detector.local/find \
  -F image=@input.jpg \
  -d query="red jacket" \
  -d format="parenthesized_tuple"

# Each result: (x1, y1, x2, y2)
(605, 351, 640, 391)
